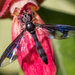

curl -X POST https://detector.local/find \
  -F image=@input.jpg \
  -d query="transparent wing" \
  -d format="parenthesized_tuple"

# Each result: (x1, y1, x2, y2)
(37, 24, 75, 39)
(0, 30, 25, 67)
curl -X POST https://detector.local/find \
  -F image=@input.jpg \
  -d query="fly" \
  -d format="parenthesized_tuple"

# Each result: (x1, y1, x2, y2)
(0, 9, 75, 67)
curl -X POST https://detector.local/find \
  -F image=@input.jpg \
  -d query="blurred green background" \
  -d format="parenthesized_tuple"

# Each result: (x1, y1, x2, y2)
(0, 0, 75, 75)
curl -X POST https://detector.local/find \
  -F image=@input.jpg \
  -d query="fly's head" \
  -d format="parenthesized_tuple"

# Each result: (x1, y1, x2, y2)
(18, 9, 34, 22)
(17, 9, 34, 30)
(17, 9, 40, 31)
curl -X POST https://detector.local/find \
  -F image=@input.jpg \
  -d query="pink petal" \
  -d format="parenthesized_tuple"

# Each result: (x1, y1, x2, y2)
(12, 3, 56, 75)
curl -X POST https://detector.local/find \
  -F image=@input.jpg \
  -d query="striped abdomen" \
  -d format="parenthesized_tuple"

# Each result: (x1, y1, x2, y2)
(31, 32, 48, 64)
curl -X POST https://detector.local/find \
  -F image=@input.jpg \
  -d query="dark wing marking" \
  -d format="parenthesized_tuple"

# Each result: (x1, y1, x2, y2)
(37, 24, 75, 39)
(0, 30, 25, 67)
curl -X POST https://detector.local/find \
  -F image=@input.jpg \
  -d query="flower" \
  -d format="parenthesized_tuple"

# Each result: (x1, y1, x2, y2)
(0, 0, 56, 75)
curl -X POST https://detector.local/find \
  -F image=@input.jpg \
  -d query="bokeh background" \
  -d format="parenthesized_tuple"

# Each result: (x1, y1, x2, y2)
(0, 0, 75, 75)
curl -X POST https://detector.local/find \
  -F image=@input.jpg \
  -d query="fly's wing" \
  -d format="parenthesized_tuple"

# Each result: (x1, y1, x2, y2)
(0, 30, 25, 67)
(37, 24, 75, 39)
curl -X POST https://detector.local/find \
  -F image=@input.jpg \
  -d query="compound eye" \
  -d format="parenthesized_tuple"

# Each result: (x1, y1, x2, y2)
(21, 15, 27, 23)
(27, 14, 32, 21)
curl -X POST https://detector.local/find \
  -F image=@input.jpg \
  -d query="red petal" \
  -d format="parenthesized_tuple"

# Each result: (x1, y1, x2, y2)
(20, 2, 39, 14)
(12, 15, 56, 75)
(0, 0, 44, 18)
(0, 0, 12, 17)
(12, 2, 56, 75)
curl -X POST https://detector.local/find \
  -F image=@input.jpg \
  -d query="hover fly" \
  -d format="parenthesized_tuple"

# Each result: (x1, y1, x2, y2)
(0, 9, 75, 67)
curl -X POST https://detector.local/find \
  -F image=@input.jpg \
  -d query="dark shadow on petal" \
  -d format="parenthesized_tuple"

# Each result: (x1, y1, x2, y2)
(21, 45, 39, 69)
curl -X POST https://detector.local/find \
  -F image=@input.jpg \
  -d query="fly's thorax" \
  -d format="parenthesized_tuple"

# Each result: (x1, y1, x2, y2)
(26, 21, 35, 33)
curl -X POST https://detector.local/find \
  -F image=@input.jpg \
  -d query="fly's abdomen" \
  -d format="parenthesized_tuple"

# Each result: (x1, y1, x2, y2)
(31, 33, 48, 64)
